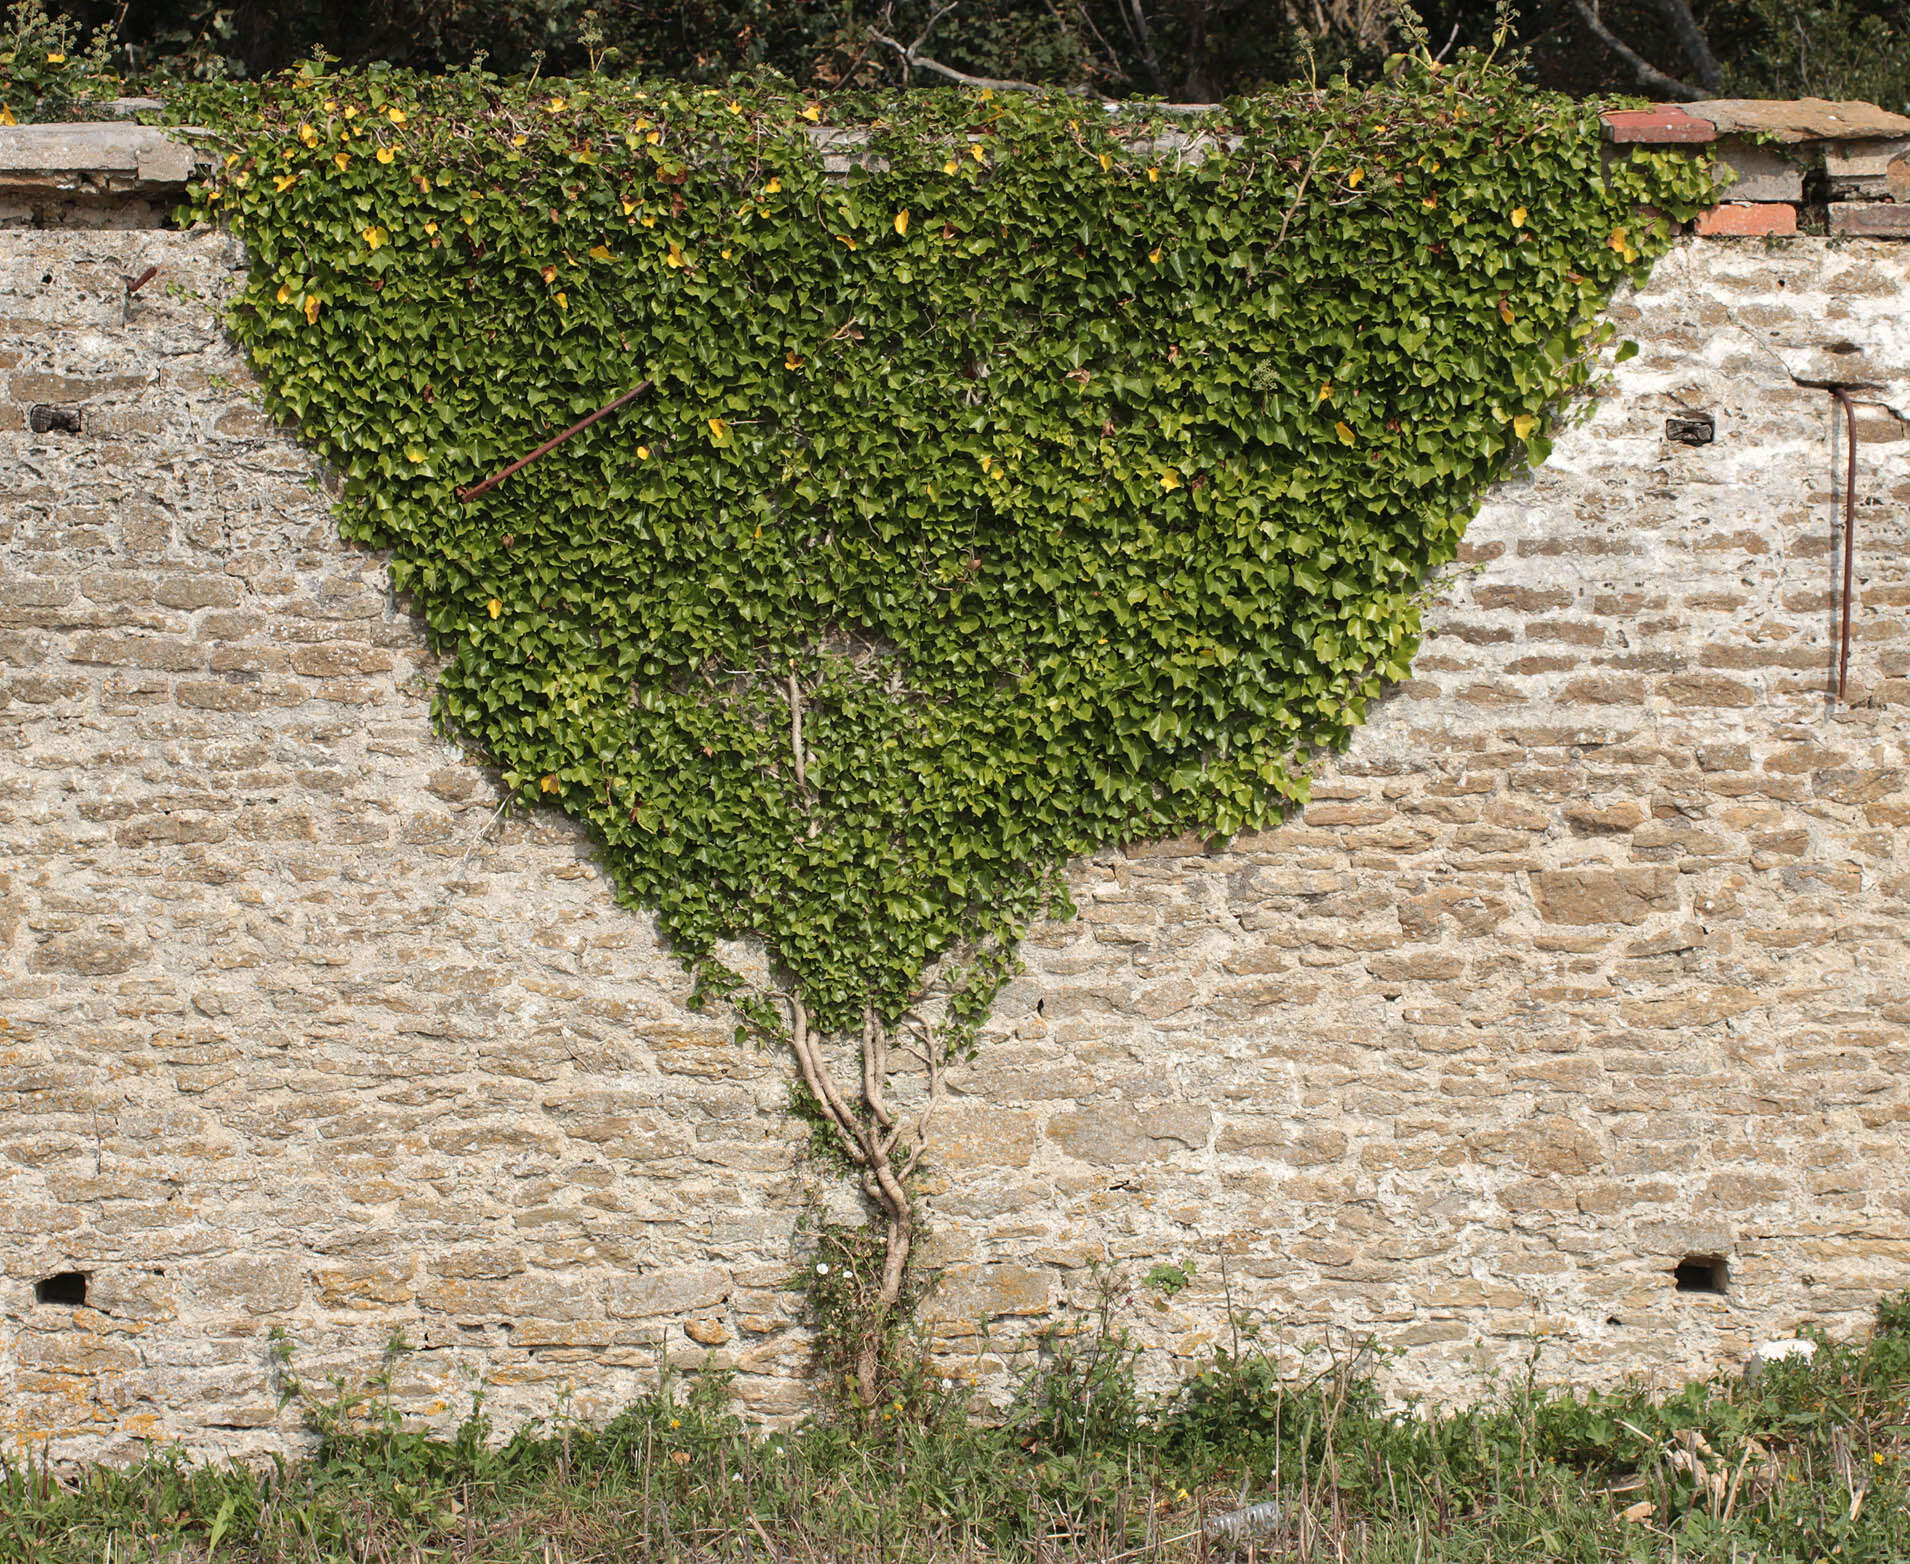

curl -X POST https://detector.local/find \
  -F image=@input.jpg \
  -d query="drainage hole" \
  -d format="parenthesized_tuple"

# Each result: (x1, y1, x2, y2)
(35, 1271, 89, 1306)
(1674, 1255, 1729, 1296)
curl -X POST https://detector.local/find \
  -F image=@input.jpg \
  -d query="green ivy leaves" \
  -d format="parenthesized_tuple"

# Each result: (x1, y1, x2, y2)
(180, 56, 1715, 1040)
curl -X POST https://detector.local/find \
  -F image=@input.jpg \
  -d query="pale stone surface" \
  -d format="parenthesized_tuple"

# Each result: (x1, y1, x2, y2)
(1688, 98, 1910, 142)
(1711, 140, 1804, 203)
(2, 228, 1910, 1462)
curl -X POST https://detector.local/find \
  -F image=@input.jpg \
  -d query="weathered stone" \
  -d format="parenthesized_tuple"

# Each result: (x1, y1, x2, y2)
(924, 1263, 1050, 1323)
(1046, 1104, 1212, 1165)
(604, 1266, 731, 1320)
(1531, 869, 1679, 925)
(1711, 140, 1806, 202)
(1685, 98, 1910, 143)
(1830, 203, 1910, 238)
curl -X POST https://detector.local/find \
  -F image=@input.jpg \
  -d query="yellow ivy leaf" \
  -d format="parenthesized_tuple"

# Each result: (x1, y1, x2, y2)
(1421, 195, 1436, 209)
(622, 199, 637, 214)
(1160, 469, 1181, 491)
(424, 220, 438, 234)
(0, 105, 14, 126)
(664, 241, 684, 268)
(334, 152, 351, 170)
(297, 123, 319, 147)
(943, 157, 959, 175)
(362, 225, 386, 250)
(1499, 298, 1515, 325)
(375, 146, 394, 164)
(637, 445, 651, 459)
(645, 131, 659, 144)
(225, 152, 239, 168)
(45, 51, 64, 64)
(1348, 166, 1364, 187)
(837, 233, 857, 250)
(512, 134, 527, 148)
(1148, 246, 1162, 264)
(709, 417, 729, 440)
(555, 291, 567, 309)
(786, 351, 805, 370)
(1147, 166, 1158, 182)
(1513, 413, 1538, 439)
(765, 176, 782, 193)
(487, 598, 501, 618)
(969, 142, 986, 163)
(276, 282, 292, 304)
(1335, 420, 1356, 445)
(801, 103, 822, 122)
(1098, 152, 1111, 172)
(1318, 383, 1334, 403)
(1511, 205, 1527, 226)
(546, 96, 567, 112)
(727, 100, 743, 114)
(539, 774, 560, 794)
(272, 173, 298, 192)
(894, 209, 909, 236)
(387, 107, 407, 125)
(640, 214, 656, 227)
(303, 294, 321, 324)
(589, 244, 612, 260)
(1608, 226, 1628, 252)
(541, 264, 557, 284)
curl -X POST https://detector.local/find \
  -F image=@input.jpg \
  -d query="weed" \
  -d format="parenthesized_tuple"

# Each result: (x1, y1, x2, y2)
(4, 1291, 1908, 1562)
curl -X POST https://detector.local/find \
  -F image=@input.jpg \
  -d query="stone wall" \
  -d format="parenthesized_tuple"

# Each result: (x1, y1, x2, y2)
(4, 205, 1910, 1460)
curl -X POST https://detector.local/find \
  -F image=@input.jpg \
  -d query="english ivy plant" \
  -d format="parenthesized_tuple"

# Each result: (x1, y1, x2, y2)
(179, 50, 1713, 1407)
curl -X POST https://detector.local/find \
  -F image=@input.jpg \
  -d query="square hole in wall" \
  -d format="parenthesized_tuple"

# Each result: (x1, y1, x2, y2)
(35, 1271, 89, 1306)
(1674, 1256, 1729, 1295)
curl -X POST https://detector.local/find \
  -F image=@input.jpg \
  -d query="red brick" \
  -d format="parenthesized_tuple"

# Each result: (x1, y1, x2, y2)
(1695, 203, 1798, 237)
(1601, 106, 1715, 144)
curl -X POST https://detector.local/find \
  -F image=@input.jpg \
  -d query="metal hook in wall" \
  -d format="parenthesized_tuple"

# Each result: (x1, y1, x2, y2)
(1830, 388, 1858, 705)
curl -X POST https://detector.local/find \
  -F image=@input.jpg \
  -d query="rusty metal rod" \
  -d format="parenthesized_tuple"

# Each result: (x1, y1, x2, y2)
(1833, 388, 1858, 704)
(457, 379, 654, 503)
(125, 265, 159, 296)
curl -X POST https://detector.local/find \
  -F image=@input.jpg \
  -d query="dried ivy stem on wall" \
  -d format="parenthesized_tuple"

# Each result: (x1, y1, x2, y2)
(173, 48, 1716, 1409)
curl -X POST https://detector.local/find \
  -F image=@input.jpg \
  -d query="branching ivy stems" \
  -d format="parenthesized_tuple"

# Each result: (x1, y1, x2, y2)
(774, 662, 942, 1408)
(775, 994, 942, 1408)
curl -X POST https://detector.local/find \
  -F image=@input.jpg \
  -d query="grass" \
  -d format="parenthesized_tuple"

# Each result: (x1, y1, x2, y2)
(5, 1291, 1908, 1563)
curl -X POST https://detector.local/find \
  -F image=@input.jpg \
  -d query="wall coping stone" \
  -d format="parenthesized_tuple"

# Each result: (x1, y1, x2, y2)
(0, 121, 198, 187)
(5, 101, 1907, 236)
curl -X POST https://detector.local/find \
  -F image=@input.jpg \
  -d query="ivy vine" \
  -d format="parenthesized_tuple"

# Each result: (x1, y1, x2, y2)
(178, 52, 1714, 1407)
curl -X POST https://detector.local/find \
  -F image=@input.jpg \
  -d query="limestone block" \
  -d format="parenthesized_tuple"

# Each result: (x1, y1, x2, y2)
(1531, 869, 1679, 925)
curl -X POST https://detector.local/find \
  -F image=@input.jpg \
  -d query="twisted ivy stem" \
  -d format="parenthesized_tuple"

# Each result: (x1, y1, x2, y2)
(785, 995, 916, 1408)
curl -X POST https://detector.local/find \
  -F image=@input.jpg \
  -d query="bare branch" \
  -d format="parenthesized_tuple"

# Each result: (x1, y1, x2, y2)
(868, 30, 1049, 92)
(786, 996, 868, 1168)
(784, 671, 820, 839)
(1570, 0, 1705, 100)
(899, 1020, 943, 1180)
(862, 1005, 896, 1132)
(1046, 0, 1127, 86)
(1273, 132, 1333, 252)
(1642, 0, 1722, 92)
